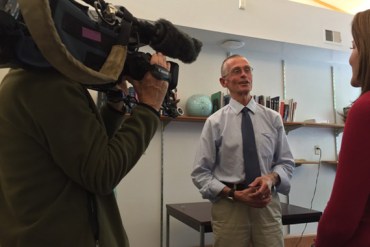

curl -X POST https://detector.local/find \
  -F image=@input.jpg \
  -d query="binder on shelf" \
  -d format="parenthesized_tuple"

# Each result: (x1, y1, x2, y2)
(270, 96, 280, 112)
(266, 96, 271, 108)
(211, 91, 224, 113)
(258, 95, 265, 106)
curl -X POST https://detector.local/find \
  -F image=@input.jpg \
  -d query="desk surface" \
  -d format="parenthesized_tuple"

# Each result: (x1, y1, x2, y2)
(166, 202, 322, 232)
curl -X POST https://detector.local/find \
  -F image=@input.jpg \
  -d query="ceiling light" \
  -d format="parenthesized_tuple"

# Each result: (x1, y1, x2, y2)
(220, 40, 245, 50)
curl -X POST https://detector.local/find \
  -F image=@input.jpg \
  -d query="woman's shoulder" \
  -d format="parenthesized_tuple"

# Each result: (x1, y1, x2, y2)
(352, 92, 370, 112)
(346, 92, 370, 126)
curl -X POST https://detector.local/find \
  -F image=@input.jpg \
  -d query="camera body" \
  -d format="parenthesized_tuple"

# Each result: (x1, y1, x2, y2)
(0, 0, 188, 117)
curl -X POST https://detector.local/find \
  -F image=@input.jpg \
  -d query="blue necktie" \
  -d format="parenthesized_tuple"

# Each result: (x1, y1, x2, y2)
(241, 107, 261, 185)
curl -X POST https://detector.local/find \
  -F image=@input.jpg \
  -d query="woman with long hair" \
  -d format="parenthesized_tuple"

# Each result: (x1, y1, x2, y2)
(315, 9, 370, 247)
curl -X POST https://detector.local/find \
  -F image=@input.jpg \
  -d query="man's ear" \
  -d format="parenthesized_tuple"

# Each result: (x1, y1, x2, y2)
(219, 78, 227, 88)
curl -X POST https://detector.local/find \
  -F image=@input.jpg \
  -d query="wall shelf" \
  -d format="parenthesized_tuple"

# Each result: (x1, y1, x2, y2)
(161, 115, 207, 123)
(294, 159, 338, 166)
(161, 115, 345, 134)
(161, 115, 344, 166)
(284, 122, 344, 135)
(161, 116, 343, 166)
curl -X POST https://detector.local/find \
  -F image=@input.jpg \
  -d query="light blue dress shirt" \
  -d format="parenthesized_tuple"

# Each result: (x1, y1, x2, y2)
(191, 97, 295, 202)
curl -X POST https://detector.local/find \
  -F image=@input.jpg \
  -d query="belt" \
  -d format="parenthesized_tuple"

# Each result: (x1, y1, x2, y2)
(222, 182, 249, 191)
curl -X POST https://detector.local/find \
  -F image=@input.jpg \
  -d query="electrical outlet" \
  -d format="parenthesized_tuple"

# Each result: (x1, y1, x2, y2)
(314, 145, 320, 155)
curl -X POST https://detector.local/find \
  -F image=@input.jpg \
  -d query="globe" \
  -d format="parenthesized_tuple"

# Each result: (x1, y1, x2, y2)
(186, 94, 213, 117)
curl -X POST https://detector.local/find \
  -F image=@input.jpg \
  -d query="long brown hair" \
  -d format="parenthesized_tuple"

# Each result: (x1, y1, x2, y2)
(352, 9, 370, 95)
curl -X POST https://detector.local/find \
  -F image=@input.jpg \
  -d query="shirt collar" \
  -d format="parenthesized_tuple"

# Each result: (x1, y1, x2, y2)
(229, 96, 257, 115)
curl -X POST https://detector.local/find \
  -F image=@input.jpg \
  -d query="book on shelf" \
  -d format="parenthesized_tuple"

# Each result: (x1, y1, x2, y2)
(284, 98, 297, 122)
(291, 101, 297, 122)
(265, 96, 271, 108)
(280, 101, 286, 120)
(254, 95, 297, 122)
(210, 91, 231, 113)
(253, 95, 266, 106)
(258, 95, 265, 106)
(211, 91, 224, 113)
(270, 96, 280, 112)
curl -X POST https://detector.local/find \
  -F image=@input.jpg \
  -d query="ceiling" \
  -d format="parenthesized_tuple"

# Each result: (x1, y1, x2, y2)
(290, 0, 370, 14)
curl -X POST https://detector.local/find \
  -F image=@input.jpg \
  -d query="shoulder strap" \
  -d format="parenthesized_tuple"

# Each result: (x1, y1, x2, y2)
(17, 0, 129, 85)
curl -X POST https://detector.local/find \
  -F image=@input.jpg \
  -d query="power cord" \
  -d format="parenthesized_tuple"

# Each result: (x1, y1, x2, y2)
(295, 147, 322, 247)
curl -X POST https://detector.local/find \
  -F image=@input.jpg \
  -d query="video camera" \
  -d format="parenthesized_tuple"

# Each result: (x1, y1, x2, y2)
(0, 0, 202, 117)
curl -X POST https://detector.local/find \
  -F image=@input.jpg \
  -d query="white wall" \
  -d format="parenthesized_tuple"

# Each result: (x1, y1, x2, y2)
(110, 0, 353, 52)
(0, 1, 361, 247)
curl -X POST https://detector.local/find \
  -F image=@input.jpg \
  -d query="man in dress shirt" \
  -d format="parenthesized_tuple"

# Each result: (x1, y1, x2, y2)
(191, 54, 295, 247)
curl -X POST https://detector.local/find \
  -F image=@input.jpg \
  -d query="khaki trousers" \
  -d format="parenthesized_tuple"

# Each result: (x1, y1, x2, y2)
(211, 193, 283, 247)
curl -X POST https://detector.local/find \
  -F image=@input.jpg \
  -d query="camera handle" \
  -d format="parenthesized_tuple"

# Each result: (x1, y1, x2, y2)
(150, 64, 171, 82)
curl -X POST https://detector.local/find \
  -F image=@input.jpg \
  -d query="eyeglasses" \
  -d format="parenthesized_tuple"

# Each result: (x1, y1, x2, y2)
(223, 66, 254, 77)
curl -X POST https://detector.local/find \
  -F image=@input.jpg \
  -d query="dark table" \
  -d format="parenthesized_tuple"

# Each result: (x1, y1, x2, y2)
(166, 201, 322, 247)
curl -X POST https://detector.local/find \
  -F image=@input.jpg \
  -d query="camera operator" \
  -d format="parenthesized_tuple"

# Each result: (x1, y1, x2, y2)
(0, 52, 169, 247)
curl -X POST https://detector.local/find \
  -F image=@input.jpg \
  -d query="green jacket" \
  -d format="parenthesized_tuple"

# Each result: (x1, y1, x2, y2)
(0, 69, 160, 246)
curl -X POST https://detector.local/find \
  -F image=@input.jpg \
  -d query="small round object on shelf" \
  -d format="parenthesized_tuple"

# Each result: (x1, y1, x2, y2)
(185, 94, 213, 117)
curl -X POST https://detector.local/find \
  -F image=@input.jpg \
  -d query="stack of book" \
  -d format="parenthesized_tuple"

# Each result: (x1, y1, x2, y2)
(254, 95, 297, 122)
(210, 91, 230, 113)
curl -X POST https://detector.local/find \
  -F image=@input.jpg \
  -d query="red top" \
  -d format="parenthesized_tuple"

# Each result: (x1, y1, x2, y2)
(316, 91, 370, 247)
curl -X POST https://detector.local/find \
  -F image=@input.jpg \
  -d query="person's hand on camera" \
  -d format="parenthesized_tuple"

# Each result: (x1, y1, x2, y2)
(129, 52, 170, 111)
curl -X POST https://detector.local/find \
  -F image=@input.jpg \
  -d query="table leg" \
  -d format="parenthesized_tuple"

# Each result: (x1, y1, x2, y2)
(166, 212, 170, 247)
(200, 225, 205, 247)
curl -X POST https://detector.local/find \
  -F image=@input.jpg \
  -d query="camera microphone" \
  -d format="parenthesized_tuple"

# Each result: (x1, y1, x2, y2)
(134, 18, 202, 64)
